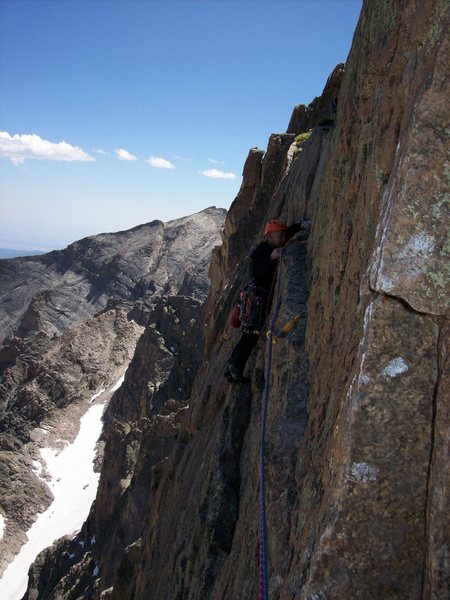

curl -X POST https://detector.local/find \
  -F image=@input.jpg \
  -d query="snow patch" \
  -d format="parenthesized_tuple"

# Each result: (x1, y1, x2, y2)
(92, 564, 99, 577)
(0, 403, 105, 600)
(382, 357, 409, 378)
(0, 513, 5, 541)
(111, 374, 125, 392)
(351, 462, 379, 482)
(90, 387, 106, 403)
(31, 459, 46, 483)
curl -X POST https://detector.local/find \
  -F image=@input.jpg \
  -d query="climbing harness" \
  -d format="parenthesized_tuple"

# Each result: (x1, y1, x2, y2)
(258, 247, 285, 600)
(231, 284, 268, 335)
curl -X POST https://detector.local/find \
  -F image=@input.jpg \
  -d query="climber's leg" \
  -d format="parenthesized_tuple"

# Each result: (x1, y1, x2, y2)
(227, 332, 259, 376)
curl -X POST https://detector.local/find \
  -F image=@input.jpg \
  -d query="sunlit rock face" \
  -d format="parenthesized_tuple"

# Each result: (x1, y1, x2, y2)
(22, 1, 449, 599)
(0, 208, 225, 584)
(0, 206, 226, 346)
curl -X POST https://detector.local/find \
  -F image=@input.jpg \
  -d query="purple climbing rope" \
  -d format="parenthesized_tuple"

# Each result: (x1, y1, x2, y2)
(258, 247, 285, 600)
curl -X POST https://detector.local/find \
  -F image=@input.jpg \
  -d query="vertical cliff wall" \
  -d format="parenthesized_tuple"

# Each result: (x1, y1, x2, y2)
(24, 1, 448, 598)
(281, 2, 449, 598)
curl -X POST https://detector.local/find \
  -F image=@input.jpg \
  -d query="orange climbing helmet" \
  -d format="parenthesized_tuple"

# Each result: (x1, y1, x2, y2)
(264, 220, 288, 236)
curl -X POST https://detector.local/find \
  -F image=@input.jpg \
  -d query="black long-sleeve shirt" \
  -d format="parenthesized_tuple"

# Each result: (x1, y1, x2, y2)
(249, 223, 303, 292)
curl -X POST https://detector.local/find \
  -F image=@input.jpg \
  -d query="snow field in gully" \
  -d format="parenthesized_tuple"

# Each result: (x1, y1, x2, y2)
(0, 373, 125, 600)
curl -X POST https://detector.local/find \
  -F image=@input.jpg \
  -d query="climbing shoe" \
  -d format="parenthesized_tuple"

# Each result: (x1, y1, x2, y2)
(224, 365, 251, 384)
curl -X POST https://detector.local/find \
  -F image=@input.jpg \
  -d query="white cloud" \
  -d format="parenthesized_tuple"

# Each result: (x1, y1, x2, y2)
(146, 156, 176, 169)
(200, 168, 237, 180)
(114, 148, 137, 161)
(0, 131, 95, 165)
(92, 148, 108, 155)
(172, 154, 194, 161)
(208, 158, 225, 164)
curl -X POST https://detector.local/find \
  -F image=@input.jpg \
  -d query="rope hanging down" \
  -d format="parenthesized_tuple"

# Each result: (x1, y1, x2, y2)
(258, 246, 285, 600)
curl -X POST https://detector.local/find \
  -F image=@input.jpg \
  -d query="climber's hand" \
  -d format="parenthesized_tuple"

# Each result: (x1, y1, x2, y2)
(300, 219, 312, 232)
(271, 248, 283, 260)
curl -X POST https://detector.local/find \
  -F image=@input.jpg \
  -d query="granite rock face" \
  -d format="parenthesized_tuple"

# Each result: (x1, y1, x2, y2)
(23, 1, 449, 598)
(286, 62, 345, 134)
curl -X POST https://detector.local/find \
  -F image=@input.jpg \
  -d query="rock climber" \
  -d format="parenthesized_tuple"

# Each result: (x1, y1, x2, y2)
(224, 218, 310, 383)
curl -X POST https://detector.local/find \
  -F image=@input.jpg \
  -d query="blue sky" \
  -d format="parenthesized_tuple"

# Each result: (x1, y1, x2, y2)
(0, 0, 363, 251)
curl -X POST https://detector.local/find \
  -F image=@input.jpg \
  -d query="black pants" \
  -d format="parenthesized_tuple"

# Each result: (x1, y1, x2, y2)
(229, 332, 259, 373)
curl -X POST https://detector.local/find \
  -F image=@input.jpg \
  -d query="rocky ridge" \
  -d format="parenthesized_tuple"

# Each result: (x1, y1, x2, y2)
(0, 207, 224, 347)
(0, 208, 225, 579)
(22, 0, 450, 598)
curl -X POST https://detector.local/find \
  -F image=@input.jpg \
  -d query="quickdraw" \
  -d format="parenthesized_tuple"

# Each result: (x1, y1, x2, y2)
(265, 311, 307, 344)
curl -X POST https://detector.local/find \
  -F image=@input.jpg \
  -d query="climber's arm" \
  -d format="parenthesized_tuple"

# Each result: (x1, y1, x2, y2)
(285, 219, 312, 244)
(250, 244, 275, 281)
(285, 219, 311, 241)
(286, 222, 302, 241)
